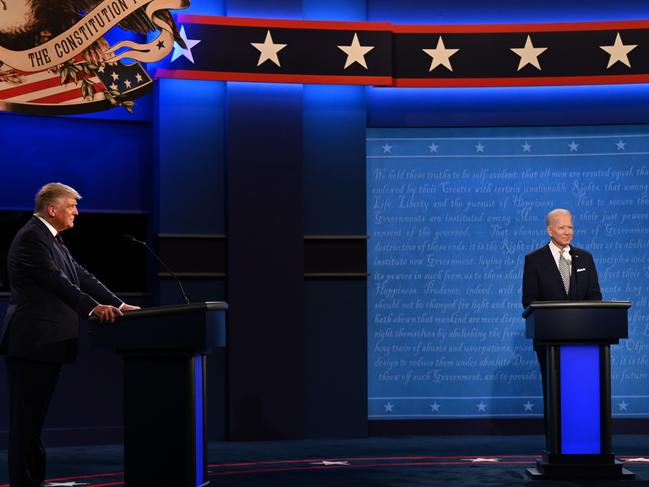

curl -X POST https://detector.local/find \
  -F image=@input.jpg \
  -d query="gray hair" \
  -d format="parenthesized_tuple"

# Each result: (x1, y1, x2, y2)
(546, 208, 572, 226)
(34, 182, 81, 215)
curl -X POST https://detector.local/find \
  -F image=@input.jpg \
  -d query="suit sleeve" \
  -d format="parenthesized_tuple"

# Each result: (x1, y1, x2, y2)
(16, 231, 98, 316)
(72, 258, 122, 308)
(522, 254, 537, 309)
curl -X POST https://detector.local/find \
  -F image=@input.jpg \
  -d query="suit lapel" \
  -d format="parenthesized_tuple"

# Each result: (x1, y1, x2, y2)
(32, 218, 79, 285)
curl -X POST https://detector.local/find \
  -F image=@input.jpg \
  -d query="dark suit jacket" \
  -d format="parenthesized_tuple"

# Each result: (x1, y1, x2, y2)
(0, 217, 121, 362)
(522, 243, 602, 309)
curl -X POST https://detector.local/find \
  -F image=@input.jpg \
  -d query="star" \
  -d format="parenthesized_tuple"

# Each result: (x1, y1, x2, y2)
(616, 140, 627, 150)
(97, 64, 105, 73)
(476, 401, 487, 412)
(600, 33, 637, 69)
(110, 71, 119, 81)
(172, 26, 202, 64)
(422, 36, 459, 72)
(381, 143, 392, 153)
(109, 83, 118, 91)
(384, 402, 394, 412)
(157, 40, 165, 50)
(430, 402, 441, 412)
(623, 457, 649, 463)
(568, 141, 579, 151)
(338, 33, 375, 69)
(618, 400, 629, 411)
(124, 79, 132, 89)
(523, 401, 534, 411)
(522, 142, 532, 152)
(310, 461, 351, 466)
(428, 142, 439, 153)
(462, 457, 500, 463)
(135, 73, 143, 83)
(511, 35, 547, 71)
(475, 143, 485, 153)
(44, 483, 90, 486)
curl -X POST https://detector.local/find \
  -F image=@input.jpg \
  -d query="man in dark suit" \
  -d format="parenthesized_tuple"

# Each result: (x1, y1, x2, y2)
(0, 182, 140, 487)
(522, 208, 602, 437)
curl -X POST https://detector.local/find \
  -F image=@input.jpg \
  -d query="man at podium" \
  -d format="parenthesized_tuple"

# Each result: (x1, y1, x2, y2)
(0, 182, 140, 487)
(522, 208, 602, 420)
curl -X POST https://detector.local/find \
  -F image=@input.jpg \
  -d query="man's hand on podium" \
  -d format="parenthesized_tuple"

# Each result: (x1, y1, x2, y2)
(120, 303, 141, 312)
(92, 305, 123, 323)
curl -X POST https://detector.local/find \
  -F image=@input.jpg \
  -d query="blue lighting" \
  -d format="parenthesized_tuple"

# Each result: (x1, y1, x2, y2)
(303, 0, 365, 21)
(226, 0, 302, 20)
(195, 355, 204, 485)
(560, 346, 601, 455)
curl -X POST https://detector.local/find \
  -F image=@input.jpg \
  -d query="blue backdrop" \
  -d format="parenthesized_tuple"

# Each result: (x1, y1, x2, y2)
(367, 124, 649, 419)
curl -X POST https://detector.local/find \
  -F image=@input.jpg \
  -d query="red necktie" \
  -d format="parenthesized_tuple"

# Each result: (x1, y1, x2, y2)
(55, 233, 65, 248)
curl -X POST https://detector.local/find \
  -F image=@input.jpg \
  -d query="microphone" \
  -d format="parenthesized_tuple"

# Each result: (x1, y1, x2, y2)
(123, 234, 190, 305)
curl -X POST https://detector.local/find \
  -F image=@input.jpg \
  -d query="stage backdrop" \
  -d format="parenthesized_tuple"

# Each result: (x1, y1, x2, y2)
(367, 124, 649, 419)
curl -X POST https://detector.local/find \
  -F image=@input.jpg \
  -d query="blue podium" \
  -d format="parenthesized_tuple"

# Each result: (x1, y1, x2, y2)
(91, 301, 228, 487)
(523, 301, 633, 479)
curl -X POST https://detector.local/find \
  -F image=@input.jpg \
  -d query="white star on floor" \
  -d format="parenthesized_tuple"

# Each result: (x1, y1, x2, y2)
(463, 457, 500, 463)
(430, 402, 441, 412)
(310, 460, 351, 466)
(568, 141, 579, 151)
(522, 142, 532, 152)
(476, 401, 487, 412)
(251, 30, 287, 67)
(618, 400, 629, 411)
(422, 36, 459, 72)
(616, 140, 627, 150)
(511, 35, 547, 71)
(171, 26, 201, 64)
(384, 402, 394, 412)
(44, 482, 90, 486)
(381, 143, 392, 153)
(600, 32, 637, 69)
(338, 33, 375, 69)
(523, 401, 534, 411)
(475, 143, 485, 153)
(428, 142, 439, 153)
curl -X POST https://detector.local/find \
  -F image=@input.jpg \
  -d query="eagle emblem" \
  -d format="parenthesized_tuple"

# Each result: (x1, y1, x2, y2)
(0, 0, 190, 114)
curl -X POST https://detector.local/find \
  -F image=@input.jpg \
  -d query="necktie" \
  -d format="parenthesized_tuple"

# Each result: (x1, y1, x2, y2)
(55, 233, 65, 247)
(559, 250, 570, 295)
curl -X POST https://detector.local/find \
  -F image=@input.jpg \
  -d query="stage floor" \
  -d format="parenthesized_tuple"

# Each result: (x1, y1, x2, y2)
(1, 435, 649, 486)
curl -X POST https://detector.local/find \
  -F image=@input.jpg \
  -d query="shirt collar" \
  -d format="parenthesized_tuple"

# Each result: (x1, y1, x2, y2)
(36, 215, 58, 237)
(549, 240, 571, 256)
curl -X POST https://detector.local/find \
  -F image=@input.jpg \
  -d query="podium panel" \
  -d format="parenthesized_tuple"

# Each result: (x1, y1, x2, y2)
(91, 301, 228, 487)
(523, 301, 634, 479)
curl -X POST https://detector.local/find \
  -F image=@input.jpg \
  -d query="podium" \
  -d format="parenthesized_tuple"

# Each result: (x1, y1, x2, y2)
(523, 301, 633, 479)
(90, 301, 228, 487)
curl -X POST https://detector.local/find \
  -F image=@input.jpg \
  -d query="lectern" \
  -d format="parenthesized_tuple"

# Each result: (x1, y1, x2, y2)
(523, 300, 633, 479)
(90, 301, 228, 487)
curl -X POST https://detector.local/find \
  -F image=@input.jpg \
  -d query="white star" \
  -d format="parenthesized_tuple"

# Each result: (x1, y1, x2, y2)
(568, 141, 579, 151)
(310, 460, 351, 466)
(97, 64, 105, 73)
(430, 402, 441, 412)
(384, 402, 394, 412)
(523, 401, 534, 411)
(475, 143, 485, 153)
(171, 26, 202, 64)
(600, 33, 637, 69)
(44, 483, 90, 486)
(381, 143, 392, 153)
(522, 142, 532, 152)
(616, 140, 627, 150)
(135, 73, 143, 83)
(476, 401, 487, 412)
(623, 457, 649, 463)
(511, 35, 547, 71)
(109, 83, 118, 91)
(618, 400, 629, 411)
(251, 30, 286, 67)
(123, 79, 132, 89)
(463, 457, 500, 463)
(422, 36, 459, 72)
(110, 71, 119, 81)
(338, 33, 375, 69)
(428, 142, 439, 153)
